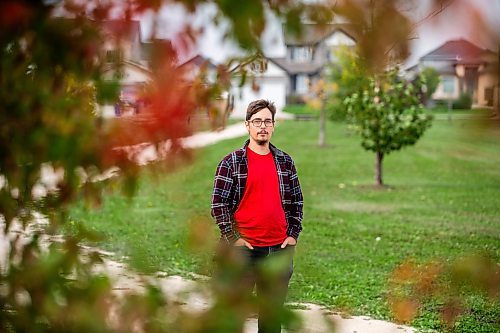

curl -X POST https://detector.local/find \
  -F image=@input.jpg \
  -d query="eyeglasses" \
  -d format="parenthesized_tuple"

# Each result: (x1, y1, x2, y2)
(248, 119, 275, 127)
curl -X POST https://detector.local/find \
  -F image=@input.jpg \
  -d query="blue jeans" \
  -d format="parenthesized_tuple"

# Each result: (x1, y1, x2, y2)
(236, 244, 295, 333)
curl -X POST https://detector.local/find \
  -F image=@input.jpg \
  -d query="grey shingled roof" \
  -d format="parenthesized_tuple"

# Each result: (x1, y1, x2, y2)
(268, 57, 323, 75)
(283, 23, 357, 46)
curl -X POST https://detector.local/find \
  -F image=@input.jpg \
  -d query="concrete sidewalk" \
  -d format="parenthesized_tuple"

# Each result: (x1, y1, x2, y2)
(181, 122, 248, 149)
(97, 255, 415, 333)
(123, 122, 248, 165)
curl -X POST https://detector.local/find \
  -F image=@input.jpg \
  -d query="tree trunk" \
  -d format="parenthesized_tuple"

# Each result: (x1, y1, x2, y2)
(375, 151, 384, 186)
(496, 44, 500, 117)
(318, 106, 326, 147)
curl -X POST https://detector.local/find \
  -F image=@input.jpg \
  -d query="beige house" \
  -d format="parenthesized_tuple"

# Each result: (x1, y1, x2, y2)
(98, 20, 220, 118)
(409, 39, 498, 107)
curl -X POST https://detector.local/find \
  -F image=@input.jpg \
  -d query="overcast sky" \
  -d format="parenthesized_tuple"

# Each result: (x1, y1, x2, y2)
(139, 0, 500, 67)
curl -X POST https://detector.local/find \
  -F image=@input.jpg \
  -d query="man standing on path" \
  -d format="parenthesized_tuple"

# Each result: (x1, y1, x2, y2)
(211, 99, 304, 333)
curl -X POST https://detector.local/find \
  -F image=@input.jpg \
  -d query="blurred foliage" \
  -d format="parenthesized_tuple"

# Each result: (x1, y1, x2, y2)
(0, 0, 333, 332)
(452, 93, 473, 110)
(388, 254, 499, 331)
(344, 69, 433, 186)
(95, 80, 121, 105)
(333, 0, 412, 74)
(417, 67, 440, 103)
(0, 0, 497, 332)
(326, 47, 370, 121)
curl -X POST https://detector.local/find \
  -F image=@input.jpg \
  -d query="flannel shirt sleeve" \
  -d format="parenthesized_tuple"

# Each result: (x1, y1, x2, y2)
(287, 159, 304, 240)
(211, 158, 239, 243)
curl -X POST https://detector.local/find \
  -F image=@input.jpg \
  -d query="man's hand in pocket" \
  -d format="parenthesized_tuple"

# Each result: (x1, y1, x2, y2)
(234, 238, 254, 249)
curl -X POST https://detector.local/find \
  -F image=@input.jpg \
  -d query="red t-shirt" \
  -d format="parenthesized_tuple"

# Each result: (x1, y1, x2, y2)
(233, 147, 287, 247)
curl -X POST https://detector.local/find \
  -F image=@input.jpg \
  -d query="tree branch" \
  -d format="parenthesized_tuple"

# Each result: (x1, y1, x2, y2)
(412, 0, 456, 29)
(384, 0, 456, 57)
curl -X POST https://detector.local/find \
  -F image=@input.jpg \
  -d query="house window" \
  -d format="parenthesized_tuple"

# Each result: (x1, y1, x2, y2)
(442, 76, 455, 94)
(295, 74, 309, 94)
(250, 60, 267, 73)
(106, 49, 122, 63)
(291, 47, 313, 62)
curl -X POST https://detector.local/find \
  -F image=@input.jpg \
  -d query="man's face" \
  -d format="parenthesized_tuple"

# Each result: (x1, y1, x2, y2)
(245, 108, 275, 146)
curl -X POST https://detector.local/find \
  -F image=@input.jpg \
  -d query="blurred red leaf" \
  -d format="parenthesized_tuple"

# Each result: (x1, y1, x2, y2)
(0, 1, 31, 29)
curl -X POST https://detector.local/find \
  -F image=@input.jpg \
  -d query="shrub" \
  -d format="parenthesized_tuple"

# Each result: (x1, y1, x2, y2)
(419, 67, 440, 100)
(453, 93, 472, 109)
(283, 104, 315, 115)
(287, 94, 306, 105)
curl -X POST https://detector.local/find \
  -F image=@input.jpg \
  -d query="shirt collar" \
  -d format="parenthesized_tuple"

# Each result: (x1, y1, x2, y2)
(240, 139, 283, 157)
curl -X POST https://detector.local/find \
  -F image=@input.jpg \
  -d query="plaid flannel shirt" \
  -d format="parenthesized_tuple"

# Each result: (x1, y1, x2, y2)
(211, 139, 303, 244)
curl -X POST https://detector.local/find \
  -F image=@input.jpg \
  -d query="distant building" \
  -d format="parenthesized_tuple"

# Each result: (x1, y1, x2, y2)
(407, 39, 498, 107)
(228, 57, 289, 118)
(98, 20, 152, 117)
(98, 20, 218, 118)
(178, 54, 217, 82)
(268, 23, 356, 104)
(228, 23, 358, 118)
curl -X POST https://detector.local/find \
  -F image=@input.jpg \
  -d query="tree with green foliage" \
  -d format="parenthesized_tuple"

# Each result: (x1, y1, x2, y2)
(419, 67, 440, 102)
(344, 69, 433, 186)
(326, 47, 370, 121)
(1, 0, 496, 331)
(409, 66, 440, 107)
(0, 0, 332, 332)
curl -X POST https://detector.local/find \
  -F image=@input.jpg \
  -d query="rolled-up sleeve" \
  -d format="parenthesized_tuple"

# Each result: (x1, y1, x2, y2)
(211, 159, 239, 243)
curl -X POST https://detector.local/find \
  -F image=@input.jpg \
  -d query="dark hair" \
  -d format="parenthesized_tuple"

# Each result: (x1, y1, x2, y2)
(246, 99, 276, 121)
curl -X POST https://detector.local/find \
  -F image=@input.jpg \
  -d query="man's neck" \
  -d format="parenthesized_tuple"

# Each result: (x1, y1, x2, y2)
(248, 139, 270, 155)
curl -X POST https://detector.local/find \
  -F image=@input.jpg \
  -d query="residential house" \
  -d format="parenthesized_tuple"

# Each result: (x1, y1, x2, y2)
(99, 20, 151, 117)
(98, 20, 361, 119)
(228, 23, 357, 118)
(178, 54, 217, 82)
(99, 20, 218, 117)
(101, 20, 144, 65)
(268, 23, 356, 104)
(229, 58, 289, 118)
(409, 39, 498, 107)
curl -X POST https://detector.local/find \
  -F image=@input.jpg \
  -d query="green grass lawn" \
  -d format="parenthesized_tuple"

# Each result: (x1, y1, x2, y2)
(70, 117, 500, 332)
(283, 104, 317, 115)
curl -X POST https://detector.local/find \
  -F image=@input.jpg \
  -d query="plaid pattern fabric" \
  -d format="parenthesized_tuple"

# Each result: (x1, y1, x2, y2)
(211, 139, 304, 243)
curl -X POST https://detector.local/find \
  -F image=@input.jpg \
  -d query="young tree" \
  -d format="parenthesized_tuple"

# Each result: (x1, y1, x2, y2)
(344, 70, 433, 186)
(326, 47, 370, 121)
(306, 77, 338, 147)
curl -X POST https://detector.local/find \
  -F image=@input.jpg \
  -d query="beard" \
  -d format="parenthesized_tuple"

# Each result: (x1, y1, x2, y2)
(256, 138, 268, 145)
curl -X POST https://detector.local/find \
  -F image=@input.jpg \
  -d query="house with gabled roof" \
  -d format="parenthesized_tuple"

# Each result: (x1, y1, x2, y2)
(408, 39, 498, 107)
(268, 23, 357, 103)
(227, 23, 358, 118)
(98, 20, 220, 117)
(227, 56, 289, 118)
(101, 20, 145, 65)
(178, 54, 217, 82)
